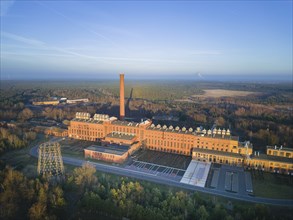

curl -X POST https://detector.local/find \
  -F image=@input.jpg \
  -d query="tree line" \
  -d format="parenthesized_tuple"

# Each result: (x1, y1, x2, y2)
(1, 163, 290, 220)
(1, 81, 292, 151)
(0, 127, 36, 154)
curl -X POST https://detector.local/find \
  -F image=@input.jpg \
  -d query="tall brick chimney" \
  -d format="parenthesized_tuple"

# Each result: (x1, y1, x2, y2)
(119, 73, 125, 120)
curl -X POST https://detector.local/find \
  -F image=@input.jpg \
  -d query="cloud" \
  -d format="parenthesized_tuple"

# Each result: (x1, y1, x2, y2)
(1, 51, 75, 58)
(34, 1, 120, 49)
(190, 50, 222, 55)
(0, 0, 15, 16)
(196, 72, 205, 79)
(1, 31, 197, 66)
(1, 31, 88, 57)
(88, 23, 140, 39)
(1, 31, 98, 61)
(1, 32, 198, 68)
(1, 32, 46, 47)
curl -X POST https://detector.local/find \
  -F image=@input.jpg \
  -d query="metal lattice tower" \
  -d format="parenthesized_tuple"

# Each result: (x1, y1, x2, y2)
(37, 142, 64, 177)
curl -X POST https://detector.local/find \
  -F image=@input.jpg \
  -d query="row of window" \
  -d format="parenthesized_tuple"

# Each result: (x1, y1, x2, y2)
(196, 157, 242, 165)
(80, 126, 101, 130)
(147, 134, 194, 143)
(146, 136, 231, 147)
(70, 129, 103, 137)
(268, 150, 291, 158)
(193, 153, 243, 163)
(146, 140, 239, 154)
(112, 126, 138, 134)
(147, 132, 232, 143)
(148, 146, 189, 155)
(72, 124, 140, 135)
(248, 162, 292, 169)
(147, 139, 193, 149)
(91, 151, 117, 159)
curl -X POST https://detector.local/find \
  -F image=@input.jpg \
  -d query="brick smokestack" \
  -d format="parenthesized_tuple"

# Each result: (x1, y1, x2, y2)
(119, 73, 125, 120)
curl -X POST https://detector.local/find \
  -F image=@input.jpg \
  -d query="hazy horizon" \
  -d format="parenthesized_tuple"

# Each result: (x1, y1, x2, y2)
(1, 1, 292, 81)
(1, 73, 292, 83)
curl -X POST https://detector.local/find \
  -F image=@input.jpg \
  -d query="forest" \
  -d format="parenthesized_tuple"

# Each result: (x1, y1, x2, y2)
(1, 163, 291, 220)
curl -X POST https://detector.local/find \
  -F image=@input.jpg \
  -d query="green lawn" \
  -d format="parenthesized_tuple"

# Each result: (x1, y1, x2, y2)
(59, 138, 93, 159)
(0, 147, 38, 177)
(0, 146, 81, 177)
(61, 149, 85, 159)
(0, 135, 51, 177)
(252, 171, 293, 199)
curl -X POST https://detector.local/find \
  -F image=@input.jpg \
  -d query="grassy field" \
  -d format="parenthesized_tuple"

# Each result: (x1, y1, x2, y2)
(0, 135, 49, 177)
(0, 145, 81, 178)
(0, 147, 38, 178)
(61, 149, 84, 159)
(59, 139, 95, 159)
(251, 171, 293, 199)
(0, 136, 85, 177)
(193, 89, 258, 98)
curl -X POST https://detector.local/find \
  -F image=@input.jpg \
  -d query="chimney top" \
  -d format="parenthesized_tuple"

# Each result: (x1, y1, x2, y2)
(120, 73, 125, 120)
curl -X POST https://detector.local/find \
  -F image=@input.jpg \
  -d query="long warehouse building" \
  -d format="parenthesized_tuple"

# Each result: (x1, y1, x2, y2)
(67, 74, 293, 173)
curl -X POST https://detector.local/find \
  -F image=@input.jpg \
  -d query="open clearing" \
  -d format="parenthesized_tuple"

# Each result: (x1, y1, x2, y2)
(193, 89, 258, 98)
(251, 171, 293, 199)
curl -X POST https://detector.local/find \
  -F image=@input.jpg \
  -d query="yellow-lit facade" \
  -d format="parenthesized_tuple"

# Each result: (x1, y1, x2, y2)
(266, 146, 292, 158)
(67, 113, 293, 174)
(32, 101, 59, 105)
(192, 148, 244, 166)
(245, 146, 293, 174)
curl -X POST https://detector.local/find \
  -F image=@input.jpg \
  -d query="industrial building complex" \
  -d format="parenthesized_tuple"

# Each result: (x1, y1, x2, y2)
(67, 74, 292, 174)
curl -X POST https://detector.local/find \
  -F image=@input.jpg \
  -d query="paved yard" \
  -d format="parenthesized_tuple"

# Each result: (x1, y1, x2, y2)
(207, 163, 253, 196)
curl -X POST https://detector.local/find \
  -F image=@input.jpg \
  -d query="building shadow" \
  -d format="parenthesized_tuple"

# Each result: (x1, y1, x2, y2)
(125, 88, 133, 116)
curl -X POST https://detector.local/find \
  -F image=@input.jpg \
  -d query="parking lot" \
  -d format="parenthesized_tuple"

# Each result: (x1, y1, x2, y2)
(206, 163, 253, 196)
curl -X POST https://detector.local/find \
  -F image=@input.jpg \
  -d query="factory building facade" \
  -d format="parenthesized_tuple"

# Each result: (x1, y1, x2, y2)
(67, 74, 293, 173)
(68, 112, 292, 173)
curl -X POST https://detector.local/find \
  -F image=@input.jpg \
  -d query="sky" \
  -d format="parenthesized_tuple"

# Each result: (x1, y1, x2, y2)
(0, 0, 292, 81)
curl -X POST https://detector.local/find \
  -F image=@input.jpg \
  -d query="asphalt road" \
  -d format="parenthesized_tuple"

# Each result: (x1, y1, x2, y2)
(30, 145, 293, 207)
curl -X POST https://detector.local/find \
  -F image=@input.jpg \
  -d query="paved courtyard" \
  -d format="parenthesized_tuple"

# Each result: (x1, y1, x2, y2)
(206, 163, 253, 196)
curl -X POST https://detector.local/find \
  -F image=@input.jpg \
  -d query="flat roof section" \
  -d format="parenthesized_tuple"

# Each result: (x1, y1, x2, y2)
(112, 120, 140, 127)
(267, 146, 293, 152)
(85, 144, 129, 156)
(180, 160, 211, 187)
(72, 118, 104, 124)
(210, 169, 219, 188)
